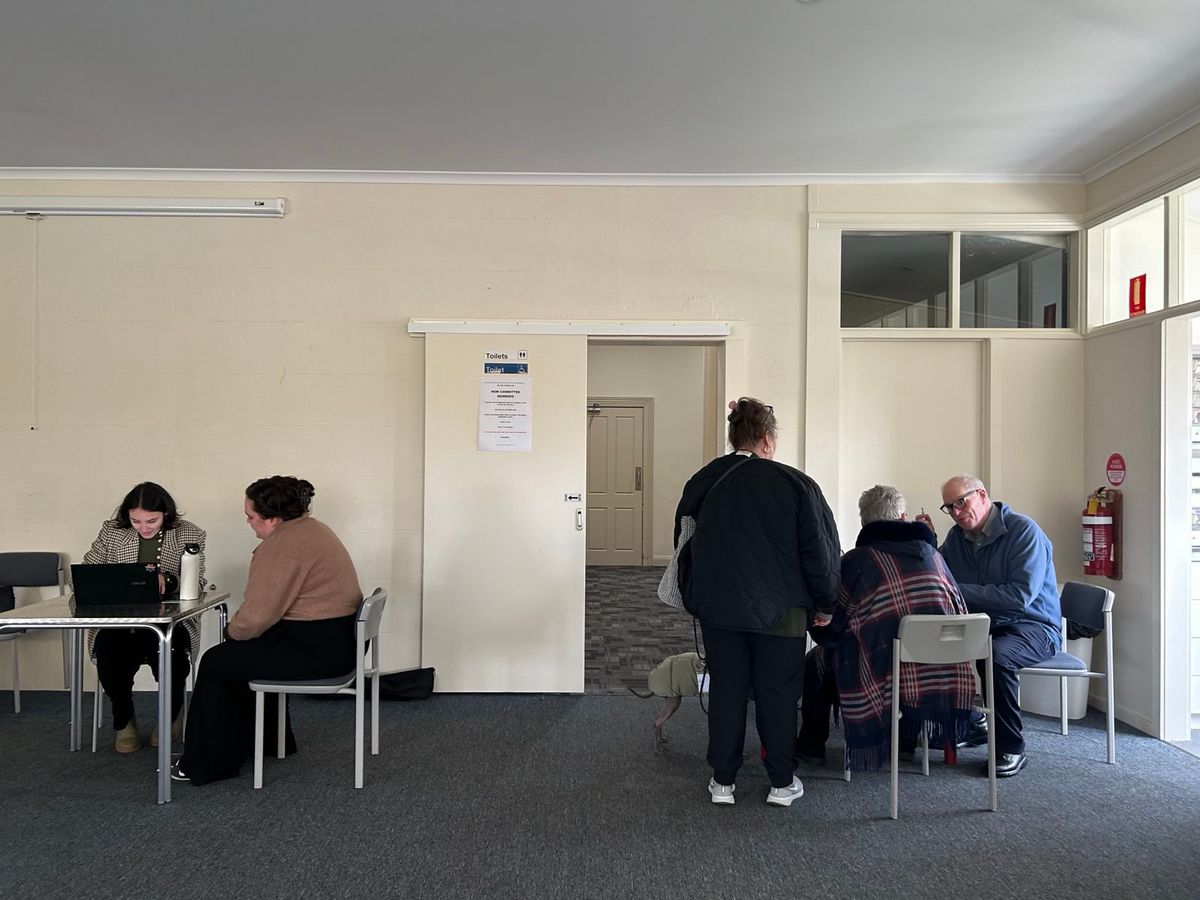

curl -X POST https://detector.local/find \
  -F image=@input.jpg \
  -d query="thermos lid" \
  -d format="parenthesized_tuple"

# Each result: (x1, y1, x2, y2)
(183, 543, 201, 553)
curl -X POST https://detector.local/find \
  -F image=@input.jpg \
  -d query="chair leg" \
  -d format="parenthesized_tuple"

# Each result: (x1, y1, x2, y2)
(276, 695, 286, 760)
(921, 723, 929, 777)
(986, 639, 997, 813)
(890, 644, 900, 820)
(1105, 675, 1116, 765)
(355, 683, 365, 789)
(371, 672, 380, 756)
(253, 692, 265, 789)
(11, 644, 20, 715)
(1059, 677, 1069, 735)
(92, 683, 101, 753)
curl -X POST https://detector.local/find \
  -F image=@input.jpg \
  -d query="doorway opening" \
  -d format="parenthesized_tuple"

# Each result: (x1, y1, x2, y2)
(1168, 316, 1200, 756)
(583, 341, 722, 693)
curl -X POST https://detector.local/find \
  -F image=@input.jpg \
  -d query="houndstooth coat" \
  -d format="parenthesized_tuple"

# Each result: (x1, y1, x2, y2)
(82, 519, 207, 654)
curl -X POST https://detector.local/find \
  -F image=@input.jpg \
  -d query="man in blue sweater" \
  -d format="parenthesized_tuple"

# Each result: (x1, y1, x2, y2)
(931, 475, 1061, 777)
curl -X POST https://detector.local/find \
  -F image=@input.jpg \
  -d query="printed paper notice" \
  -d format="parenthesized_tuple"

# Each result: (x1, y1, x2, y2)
(479, 377, 532, 452)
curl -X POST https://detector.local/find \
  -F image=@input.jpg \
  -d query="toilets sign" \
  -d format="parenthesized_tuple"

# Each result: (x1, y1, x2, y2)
(483, 350, 529, 375)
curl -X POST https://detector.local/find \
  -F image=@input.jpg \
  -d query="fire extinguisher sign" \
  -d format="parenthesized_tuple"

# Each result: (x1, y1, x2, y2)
(1106, 452, 1126, 486)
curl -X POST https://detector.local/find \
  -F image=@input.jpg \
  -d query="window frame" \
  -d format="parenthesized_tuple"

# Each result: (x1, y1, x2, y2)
(823, 214, 1082, 335)
(1085, 173, 1200, 334)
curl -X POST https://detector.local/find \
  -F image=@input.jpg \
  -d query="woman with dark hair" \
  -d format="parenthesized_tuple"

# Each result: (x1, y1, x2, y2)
(673, 398, 841, 808)
(176, 475, 361, 785)
(83, 482, 206, 753)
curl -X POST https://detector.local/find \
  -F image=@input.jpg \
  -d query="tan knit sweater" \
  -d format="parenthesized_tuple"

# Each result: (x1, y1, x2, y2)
(227, 516, 362, 641)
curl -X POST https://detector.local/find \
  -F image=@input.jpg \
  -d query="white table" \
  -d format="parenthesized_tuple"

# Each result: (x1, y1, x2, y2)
(0, 591, 230, 803)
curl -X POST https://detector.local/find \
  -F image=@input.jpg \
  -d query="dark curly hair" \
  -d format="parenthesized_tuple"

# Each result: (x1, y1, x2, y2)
(245, 475, 316, 522)
(112, 482, 181, 530)
(727, 397, 777, 450)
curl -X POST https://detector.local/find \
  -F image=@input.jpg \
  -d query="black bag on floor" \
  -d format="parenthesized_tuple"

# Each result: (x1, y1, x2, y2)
(375, 667, 435, 700)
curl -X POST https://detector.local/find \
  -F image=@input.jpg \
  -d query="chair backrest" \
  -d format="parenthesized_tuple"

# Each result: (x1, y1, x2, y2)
(1058, 581, 1114, 632)
(897, 613, 992, 665)
(358, 588, 388, 648)
(0, 552, 63, 613)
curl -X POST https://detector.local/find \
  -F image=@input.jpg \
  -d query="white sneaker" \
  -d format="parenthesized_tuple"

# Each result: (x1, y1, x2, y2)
(708, 778, 735, 805)
(766, 777, 804, 807)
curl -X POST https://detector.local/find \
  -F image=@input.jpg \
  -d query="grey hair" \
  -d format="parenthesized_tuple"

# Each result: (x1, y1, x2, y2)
(859, 484, 905, 525)
(942, 474, 986, 495)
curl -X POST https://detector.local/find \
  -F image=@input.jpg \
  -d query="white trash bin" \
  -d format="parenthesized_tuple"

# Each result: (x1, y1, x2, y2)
(1018, 636, 1093, 720)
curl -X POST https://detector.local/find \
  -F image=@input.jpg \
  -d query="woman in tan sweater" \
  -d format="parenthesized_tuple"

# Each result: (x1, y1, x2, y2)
(176, 475, 361, 785)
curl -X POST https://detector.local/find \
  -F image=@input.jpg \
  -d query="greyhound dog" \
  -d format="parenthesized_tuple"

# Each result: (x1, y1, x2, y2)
(629, 651, 706, 752)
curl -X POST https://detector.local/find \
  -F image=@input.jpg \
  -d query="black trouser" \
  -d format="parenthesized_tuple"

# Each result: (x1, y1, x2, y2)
(979, 621, 1058, 756)
(701, 621, 805, 789)
(94, 629, 192, 729)
(180, 615, 357, 785)
(797, 647, 837, 759)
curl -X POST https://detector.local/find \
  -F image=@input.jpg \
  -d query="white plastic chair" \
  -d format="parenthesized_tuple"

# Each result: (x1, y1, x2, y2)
(250, 588, 387, 790)
(890, 613, 996, 820)
(1017, 581, 1117, 764)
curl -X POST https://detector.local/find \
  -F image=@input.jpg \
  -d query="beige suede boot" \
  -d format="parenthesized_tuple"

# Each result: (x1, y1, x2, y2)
(114, 719, 141, 754)
(150, 710, 185, 748)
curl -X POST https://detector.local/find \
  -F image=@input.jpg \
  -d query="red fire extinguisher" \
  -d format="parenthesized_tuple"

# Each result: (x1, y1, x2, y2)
(1082, 487, 1122, 580)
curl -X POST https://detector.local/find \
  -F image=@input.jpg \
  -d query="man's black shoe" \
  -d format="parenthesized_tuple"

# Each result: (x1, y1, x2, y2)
(980, 752, 1027, 777)
(956, 718, 989, 748)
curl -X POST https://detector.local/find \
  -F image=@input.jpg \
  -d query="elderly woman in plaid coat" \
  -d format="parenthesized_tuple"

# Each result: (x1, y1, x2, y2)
(797, 485, 975, 771)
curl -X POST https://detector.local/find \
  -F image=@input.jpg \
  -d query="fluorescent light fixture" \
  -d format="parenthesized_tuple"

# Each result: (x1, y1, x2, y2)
(0, 196, 286, 217)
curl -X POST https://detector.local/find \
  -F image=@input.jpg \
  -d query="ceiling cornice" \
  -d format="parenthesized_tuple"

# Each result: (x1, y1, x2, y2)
(0, 168, 1084, 187)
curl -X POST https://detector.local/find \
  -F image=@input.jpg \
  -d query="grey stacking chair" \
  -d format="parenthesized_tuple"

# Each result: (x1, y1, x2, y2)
(0, 552, 65, 713)
(250, 588, 387, 790)
(1017, 581, 1116, 764)
(889, 613, 996, 820)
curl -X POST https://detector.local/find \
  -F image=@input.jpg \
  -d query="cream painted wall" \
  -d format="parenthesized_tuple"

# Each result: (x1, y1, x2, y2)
(837, 335, 1084, 577)
(839, 339, 984, 543)
(992, 335, 1086, 580)
(0, 180, 807, 689)
(586, 345, 707, 562)
(1081, 325, 1162, 736)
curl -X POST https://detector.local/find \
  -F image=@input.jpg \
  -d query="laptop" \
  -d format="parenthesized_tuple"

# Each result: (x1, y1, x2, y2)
(70, 563, 168, 613)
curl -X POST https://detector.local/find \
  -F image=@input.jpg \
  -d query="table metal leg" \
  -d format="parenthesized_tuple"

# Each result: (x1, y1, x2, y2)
(158, 629, 172, 804)
(70, 630, 84, 751)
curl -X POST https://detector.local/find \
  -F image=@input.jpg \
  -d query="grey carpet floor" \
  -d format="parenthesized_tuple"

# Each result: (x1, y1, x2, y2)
(2, 691, 1199, 899)
(585, 565, 700, 695)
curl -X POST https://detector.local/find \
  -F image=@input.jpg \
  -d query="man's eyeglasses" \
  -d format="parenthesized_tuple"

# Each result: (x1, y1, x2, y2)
(938, 488, 980, 515)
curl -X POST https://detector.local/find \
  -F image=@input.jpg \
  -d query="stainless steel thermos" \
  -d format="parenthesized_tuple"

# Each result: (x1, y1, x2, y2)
(180, 542, 202, 600)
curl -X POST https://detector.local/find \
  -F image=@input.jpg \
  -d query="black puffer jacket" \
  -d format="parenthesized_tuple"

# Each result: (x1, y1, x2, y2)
(674, 453, 841, 632)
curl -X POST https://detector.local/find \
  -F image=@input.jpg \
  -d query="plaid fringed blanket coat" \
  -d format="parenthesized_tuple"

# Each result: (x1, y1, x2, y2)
(817, 520, 975, 771)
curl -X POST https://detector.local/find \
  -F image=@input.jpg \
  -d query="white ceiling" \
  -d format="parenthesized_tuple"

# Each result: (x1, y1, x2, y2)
(3, 0, 1200, 182)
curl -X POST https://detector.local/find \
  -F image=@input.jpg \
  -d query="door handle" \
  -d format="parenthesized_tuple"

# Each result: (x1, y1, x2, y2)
(635, 466, 643, 491)
(576, 508, 584, 531)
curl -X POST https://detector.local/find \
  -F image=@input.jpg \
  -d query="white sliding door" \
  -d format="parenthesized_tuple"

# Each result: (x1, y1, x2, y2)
(421, 333, 587, 692)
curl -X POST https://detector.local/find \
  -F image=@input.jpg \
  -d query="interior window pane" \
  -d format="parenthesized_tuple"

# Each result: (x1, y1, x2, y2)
(960, 233, 1070, 328)
(1184, 185, 1200, 307)
(841, 232, 949, 327)
(1101, 200, 1164, 324)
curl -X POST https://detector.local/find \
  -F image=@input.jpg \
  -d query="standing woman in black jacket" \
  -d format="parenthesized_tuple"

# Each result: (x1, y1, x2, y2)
(674, 398, 841, 807)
